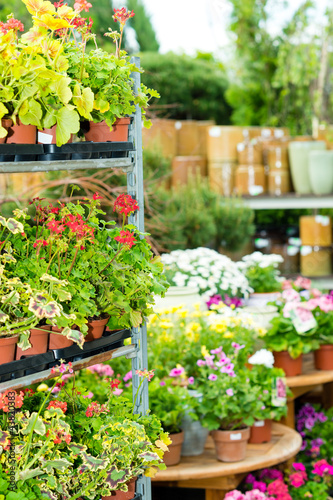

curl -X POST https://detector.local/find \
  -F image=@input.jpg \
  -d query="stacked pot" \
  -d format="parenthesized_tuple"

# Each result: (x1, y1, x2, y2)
(300, 215, 332, 277)
(206, 125, 245, 196)
(234, 132, 266, 196)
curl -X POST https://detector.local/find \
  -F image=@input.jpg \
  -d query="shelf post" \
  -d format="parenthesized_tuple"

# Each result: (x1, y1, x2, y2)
(129, 56, 151, 500)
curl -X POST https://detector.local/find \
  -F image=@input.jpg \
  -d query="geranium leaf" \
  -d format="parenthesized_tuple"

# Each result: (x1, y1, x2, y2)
(49, 76, 72, 104)
(55, 106, 80, 146)
(129, 310, 142, 328)
(18, 98, 42, 127)
(21, 413, 46, 436)
(73, 84, 94, 120)
(6, 218, 24, 234)
(18, 468, 43, 481)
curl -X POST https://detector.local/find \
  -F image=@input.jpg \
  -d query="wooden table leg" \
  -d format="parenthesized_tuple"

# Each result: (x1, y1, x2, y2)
(323, 382, 333, 409)
(205, 489, 228, 500)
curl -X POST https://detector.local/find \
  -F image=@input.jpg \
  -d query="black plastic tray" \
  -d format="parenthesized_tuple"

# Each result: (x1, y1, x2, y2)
(0, 328, 131, 383)
(0, 142, 134, 162)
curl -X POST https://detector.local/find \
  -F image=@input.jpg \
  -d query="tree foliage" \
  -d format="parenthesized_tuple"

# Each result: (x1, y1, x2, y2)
(139, 51, 232, 122)
(127, 0, 159, 52)
(225, 0, 333, 134)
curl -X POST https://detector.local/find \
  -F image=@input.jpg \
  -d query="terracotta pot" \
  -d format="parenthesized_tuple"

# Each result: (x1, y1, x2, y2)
(102, 477, 137, 500)
(6, 119, 36, 144)
(249, 419, 272, 444)
(49, 326, 74, 349)
(0, 118, 13, 143)
(84, 118, 130, 142)
(163, 431, 184, 466)
(273, 351, 302, 377)
(0, 335, 19, 364)
(314, 344, 333, 371)
(16, 326, 50, 360)
(211, 427, 250, 462)
(37, 125, 73, 145)
(85, 316, 110, 342)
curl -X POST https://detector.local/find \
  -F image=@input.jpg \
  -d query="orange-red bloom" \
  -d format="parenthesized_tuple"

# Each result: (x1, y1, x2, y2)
(112, 7, 134, 26)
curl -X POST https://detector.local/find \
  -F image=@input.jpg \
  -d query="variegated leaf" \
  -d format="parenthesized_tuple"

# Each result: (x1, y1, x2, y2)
(42, 458, 72, 473)
(105, 465, 130, 489)
(17, 330, 32, 351)
(28, 296, 61, 319)
(0, 310, 9, 322)
(19, 467, 43, 481)
(20, 412, 46, 436)
(40, 274, 69, 286)
(6, 218, 24, 234)
(0, 430, 10, 448)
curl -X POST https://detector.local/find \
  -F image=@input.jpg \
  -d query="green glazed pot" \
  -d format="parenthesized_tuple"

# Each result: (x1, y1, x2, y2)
(288, 141, 326, 194)
(309, 150, 333, 195)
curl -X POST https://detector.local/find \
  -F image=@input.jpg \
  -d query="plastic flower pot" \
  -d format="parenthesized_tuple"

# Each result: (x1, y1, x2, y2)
(0, 118, 13, 144)
(16, 325, 51, 360)
(102, 477, 137, 500)
(49, 326, 74, 349)
(273, 351, 302, 377)
(6, 119, 37, 161)
(85, 315, 110, 342)
(314, 344, 333, 371)
(211, 427, 250, 462)
(0, 335, 19, 364)
(249, 419, 272, 444)
(84, 117, 130, 143)
(163, 431, 184, 466)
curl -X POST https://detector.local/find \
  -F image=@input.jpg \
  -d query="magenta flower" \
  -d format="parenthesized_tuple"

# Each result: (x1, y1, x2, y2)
(197, 360, 206, 367)
(208, 374, 218, 381)
(123, 370, 133, 382)
(226, 388, 234, 396)
(290, 472, 306, 488)
(312, 459, 333, 476)
(232, 342, 245, 351)
(188, 376, 195, 385)
(292, 463, 306, 472)
(160, 380, 166, 386)
(169, 367, 185, 377)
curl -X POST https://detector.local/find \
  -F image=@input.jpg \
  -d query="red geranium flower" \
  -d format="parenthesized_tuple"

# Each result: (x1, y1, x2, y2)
(114, 230, 136, 249)
(112, 7, 134, 26)
(113, 194, 139, 216)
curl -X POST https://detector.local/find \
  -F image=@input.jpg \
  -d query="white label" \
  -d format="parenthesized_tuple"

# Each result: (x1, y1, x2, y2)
(288, 237, 301, 247)
(301, 245, 312, 256)
(230, 433, 242, 441)
(287, 245, 299, 257)
(175, 121, 182, 130)
(249, 185, 264, 196)
(38, 131, 53, 144)
(255, 238, 269, 249)
(209, 126, 221, 137)
(254, 420, 265, 427)
(315, 215, 330, 226)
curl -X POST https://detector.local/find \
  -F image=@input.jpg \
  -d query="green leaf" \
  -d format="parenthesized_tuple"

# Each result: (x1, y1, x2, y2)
(6, 218, 24, 234)
(55, 106, 80, 146)
(73, 84, 94, 119)
(18, 99, 42, 127)
(129, 310, 142, 327)
(21, 412, 46, 436)
(49, 76, 72, 104)
(18, 467, 43, 481)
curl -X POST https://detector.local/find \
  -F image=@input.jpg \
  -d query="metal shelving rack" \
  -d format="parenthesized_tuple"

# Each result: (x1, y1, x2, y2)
(0, 56, 150, 500)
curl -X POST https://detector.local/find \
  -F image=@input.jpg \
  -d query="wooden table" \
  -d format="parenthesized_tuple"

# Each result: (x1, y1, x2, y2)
(152, 423, 301, 500)
(283, 353, 333, 428)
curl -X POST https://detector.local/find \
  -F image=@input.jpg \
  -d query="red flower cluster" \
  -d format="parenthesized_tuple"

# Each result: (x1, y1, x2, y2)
(112, 7, 135, 26)
(85, 401, 109, 417)
(114, 230, 136, 249)
(46, 428, 71, 445)
(267, 480, 292, 500)
(110, 378, 120, 389)
(33, 239, 49, 248)
(47, 400, 67, 414)
(312, 459, 333, 476)
(0, 390, 24, 412)
(74, 0, 92, 12)
(113, 194, 139, 216)
(0, 17, 24, 34)
(93, 192, 102, 200)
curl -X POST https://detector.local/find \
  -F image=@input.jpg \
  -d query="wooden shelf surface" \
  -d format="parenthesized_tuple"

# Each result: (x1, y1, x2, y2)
(241, 194, 333, 210)
(152, 423, 301, 482)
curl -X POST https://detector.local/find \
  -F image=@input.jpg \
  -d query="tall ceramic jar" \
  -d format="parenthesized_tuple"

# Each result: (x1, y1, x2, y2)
(288, 141, 326, 194)
(308, 150, 333, 195)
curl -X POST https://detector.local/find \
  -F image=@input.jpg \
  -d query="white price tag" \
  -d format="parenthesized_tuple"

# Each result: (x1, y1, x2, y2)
(254, 420, 265, 427)
(38, 131, 53, 144)
(230, 433, 242, 441)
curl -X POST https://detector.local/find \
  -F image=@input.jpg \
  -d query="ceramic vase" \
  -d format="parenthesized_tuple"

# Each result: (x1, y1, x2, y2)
(288, 141, 326, 194)
(308, 150, 333, 195)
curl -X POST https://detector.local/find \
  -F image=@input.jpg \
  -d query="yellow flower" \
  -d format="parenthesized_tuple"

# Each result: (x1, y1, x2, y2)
(171, 305, 183, 313)
(158, 320, 174, 329)
(177, 309, 189, 319)
(258, 327, 267, 337)
(223, 331, 234, 339)
(190, 310, 203, 318)
(37, 383, 49, 392)
(34, 14, 71, 30)
(145, 467, 158, 478)
(201, 345, 209, 357)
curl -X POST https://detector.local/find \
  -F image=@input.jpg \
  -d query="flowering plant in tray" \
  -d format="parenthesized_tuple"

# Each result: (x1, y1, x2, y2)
(160, 247, 251, 301)
(238, 251, 284, 294)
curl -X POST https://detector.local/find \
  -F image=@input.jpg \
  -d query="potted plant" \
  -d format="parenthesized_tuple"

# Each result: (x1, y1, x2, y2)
(246, 360, 289, 443)
(261, 290, 319, 376)
(159, 247, 252, 309)
(238, 251, 284, 307)
(65, 7, 160, 142)
(148, 376, 194, 466)
(305, 292, 333, 370)
(194, 344, 263, 462)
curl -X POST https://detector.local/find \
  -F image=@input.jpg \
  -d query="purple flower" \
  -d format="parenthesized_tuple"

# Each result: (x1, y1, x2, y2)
(160, 381, 166, 386)
(197, 360, 206, 367)
(252, 481, 267, 493)
(188, 376, 195, 385)
(226, 388, 234, 396)
(211, 347, 223, 355)
(208, 374, 218, 381)
(232, 342, 245, 351)
(206, 294, 223, 309)
(123, 370, 133, 382)
(261, 406, 266, 410)
(245, 473, 256, 484)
